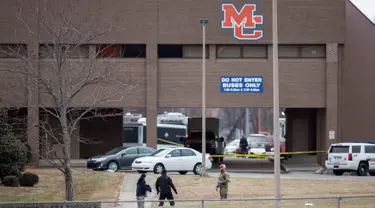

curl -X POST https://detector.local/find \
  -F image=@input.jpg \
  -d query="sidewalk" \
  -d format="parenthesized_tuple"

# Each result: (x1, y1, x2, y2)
(106, 173, 157, 208)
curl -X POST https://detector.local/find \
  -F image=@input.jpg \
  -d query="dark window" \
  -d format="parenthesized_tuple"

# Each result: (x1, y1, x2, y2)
(182, 45, 209, 58)
(329, 146, 349, 153)
(216, 44, 267, 59)
(365, 146, 375, 153)
(0, 44, 27, 58)
(123, 126, 139, 143)
(39, 44, 89, 58)
(169, 149, 181, 157)
(122, 44, 146, 58)
(157, 126, 186, 145)
(158, 44, 183, 58)
(96, 44, 146, 58)
(181, 149, 196, 156)
(125, 148, 138, 155)
(139, 147, 152, 154)
(279, 45, 326, 58)
(351, 146, 361, 153)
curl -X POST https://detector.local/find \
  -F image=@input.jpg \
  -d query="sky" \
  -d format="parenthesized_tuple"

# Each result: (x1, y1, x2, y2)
(350, 0, 375, 24)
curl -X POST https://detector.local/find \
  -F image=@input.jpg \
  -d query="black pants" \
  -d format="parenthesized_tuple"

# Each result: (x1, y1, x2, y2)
(158, 192, 175, 206)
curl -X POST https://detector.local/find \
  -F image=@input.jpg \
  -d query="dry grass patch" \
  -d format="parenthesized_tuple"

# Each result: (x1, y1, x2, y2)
(0, 168, 124, 202)
(147, 175, 375, 208)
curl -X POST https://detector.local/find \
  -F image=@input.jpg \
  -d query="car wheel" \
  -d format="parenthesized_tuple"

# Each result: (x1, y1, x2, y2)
(219, 157, 224, 162)
(179, 171, 188, 175)
(153, 163, 165, 174)
(333, 170, 344, 176)
(137, 171, 147, 174)
(369, 172, 375, 176)
(107, 161, 119, 172)
(357, 162, 369, 176)
(193, 163, 202, 175)
(213, 157, 219, 164)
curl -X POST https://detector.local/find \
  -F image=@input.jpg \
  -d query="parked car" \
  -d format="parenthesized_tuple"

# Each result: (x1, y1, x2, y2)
(265, 136, 286, 153)
(86, 145, 156, 172)
(233, 134, 268, 155)
(224, 139, 240, 155)
(131, 147, 213, 175)
(325, 142, 375, 176)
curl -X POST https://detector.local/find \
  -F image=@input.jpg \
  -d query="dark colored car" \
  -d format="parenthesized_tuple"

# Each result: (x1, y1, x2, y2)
(265, 136, 286, 153)
(181, 130, 225, 163)
(87, 145, 156, 172)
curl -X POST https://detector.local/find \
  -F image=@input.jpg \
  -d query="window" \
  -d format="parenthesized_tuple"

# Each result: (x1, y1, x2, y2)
(216, 45, 241, 58)
(96, 44, 146, 58)
(279, 45, 300, 58)
(169, 149, 181, 157)
(181, 149, 196, 156)
(279, 45, 326, 58)
(0, 44, 27, 58)
(351, 146, 361, 153)
(158, 44, 183, 58)
(182, 45, 209, 58)
(125, 148, 138, 155)
(365, 146, 375, 153)
(243, 45, 267, 58)
(139, 147, 152, 154)
(39, 44, 89, 58)
(123, 126, 140, 143)
(216, 45, 268, 58)
(63, 45, 89, 58)
(329, 146, 349, 153)
(301, 45, 326, 58)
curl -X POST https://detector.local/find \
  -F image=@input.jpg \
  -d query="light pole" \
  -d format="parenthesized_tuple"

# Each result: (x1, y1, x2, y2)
(272, 0, 281, 207)
(200, 18, 208, 177)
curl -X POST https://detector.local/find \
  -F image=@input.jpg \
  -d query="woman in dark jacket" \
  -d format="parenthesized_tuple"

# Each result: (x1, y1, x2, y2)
(136, 173, 152, 208)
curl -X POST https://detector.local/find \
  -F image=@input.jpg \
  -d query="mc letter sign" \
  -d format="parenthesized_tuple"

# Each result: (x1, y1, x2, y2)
(221, 3, 264, 40)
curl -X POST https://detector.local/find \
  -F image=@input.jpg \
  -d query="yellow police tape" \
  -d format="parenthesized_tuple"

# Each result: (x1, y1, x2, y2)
(156, 138, 326, 158)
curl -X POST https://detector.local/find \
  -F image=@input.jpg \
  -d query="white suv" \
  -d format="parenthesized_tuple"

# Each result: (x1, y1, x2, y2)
(325, 142, 375, 176)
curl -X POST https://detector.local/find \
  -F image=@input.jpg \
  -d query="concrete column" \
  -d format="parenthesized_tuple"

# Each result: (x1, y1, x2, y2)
(27, 42, 40, 165)
(325, 44, 339, 149)
(146, 43, 158, 148)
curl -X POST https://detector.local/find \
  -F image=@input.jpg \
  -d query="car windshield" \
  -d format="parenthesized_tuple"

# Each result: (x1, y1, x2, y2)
(248, 136, 266, 143)
(150, 149, 168, 157)
(227, 140, 239, 146)
(106, 147, 127, 155)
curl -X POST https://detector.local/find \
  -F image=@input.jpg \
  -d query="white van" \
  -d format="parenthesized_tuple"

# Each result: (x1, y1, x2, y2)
(325, 142, 375, 176)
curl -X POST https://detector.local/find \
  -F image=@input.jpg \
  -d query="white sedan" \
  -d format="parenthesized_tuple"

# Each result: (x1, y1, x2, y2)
(131, 147, 213, 175)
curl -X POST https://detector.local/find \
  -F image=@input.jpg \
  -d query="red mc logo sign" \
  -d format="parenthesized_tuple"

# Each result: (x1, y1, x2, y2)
(221, 3, 264, 40)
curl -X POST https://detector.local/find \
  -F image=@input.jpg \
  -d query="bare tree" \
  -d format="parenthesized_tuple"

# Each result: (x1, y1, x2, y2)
(0, 0, 145, 201)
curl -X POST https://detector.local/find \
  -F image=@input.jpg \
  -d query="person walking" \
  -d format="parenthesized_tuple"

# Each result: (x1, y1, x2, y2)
(217, 164, 230, 199)
(155, 169, 178, 206)
(239, 135, 249, 155)
(136, 173, 152, 208)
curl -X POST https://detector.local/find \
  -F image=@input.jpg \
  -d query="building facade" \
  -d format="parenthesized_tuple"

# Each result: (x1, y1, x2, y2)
(1, 0, 372, 164)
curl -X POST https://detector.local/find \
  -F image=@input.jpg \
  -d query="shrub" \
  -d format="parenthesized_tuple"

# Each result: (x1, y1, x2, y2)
(2, 175, 20, 187)
(19, 172, 39, 187)
(0, 135, 28, 180)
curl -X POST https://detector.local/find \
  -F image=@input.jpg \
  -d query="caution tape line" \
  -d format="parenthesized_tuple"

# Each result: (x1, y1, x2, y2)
(156, 138, 327, 158)
(157, 138, 184, 146)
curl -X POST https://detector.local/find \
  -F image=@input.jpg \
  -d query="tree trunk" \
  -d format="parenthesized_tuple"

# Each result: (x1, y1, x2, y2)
(64, 166, 74, 201)
(60, 107, 75, 201)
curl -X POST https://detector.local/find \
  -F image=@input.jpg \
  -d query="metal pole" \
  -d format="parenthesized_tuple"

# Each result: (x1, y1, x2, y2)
(245, 108, 249, 137)
(200, 18, 208, 177)
(272, 0, 281, 207)
(337, 197, 341, 208)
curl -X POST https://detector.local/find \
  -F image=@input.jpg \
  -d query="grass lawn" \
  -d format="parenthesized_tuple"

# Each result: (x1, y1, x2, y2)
(145, 175, 375, 208)
(0, 168, 124, 202)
